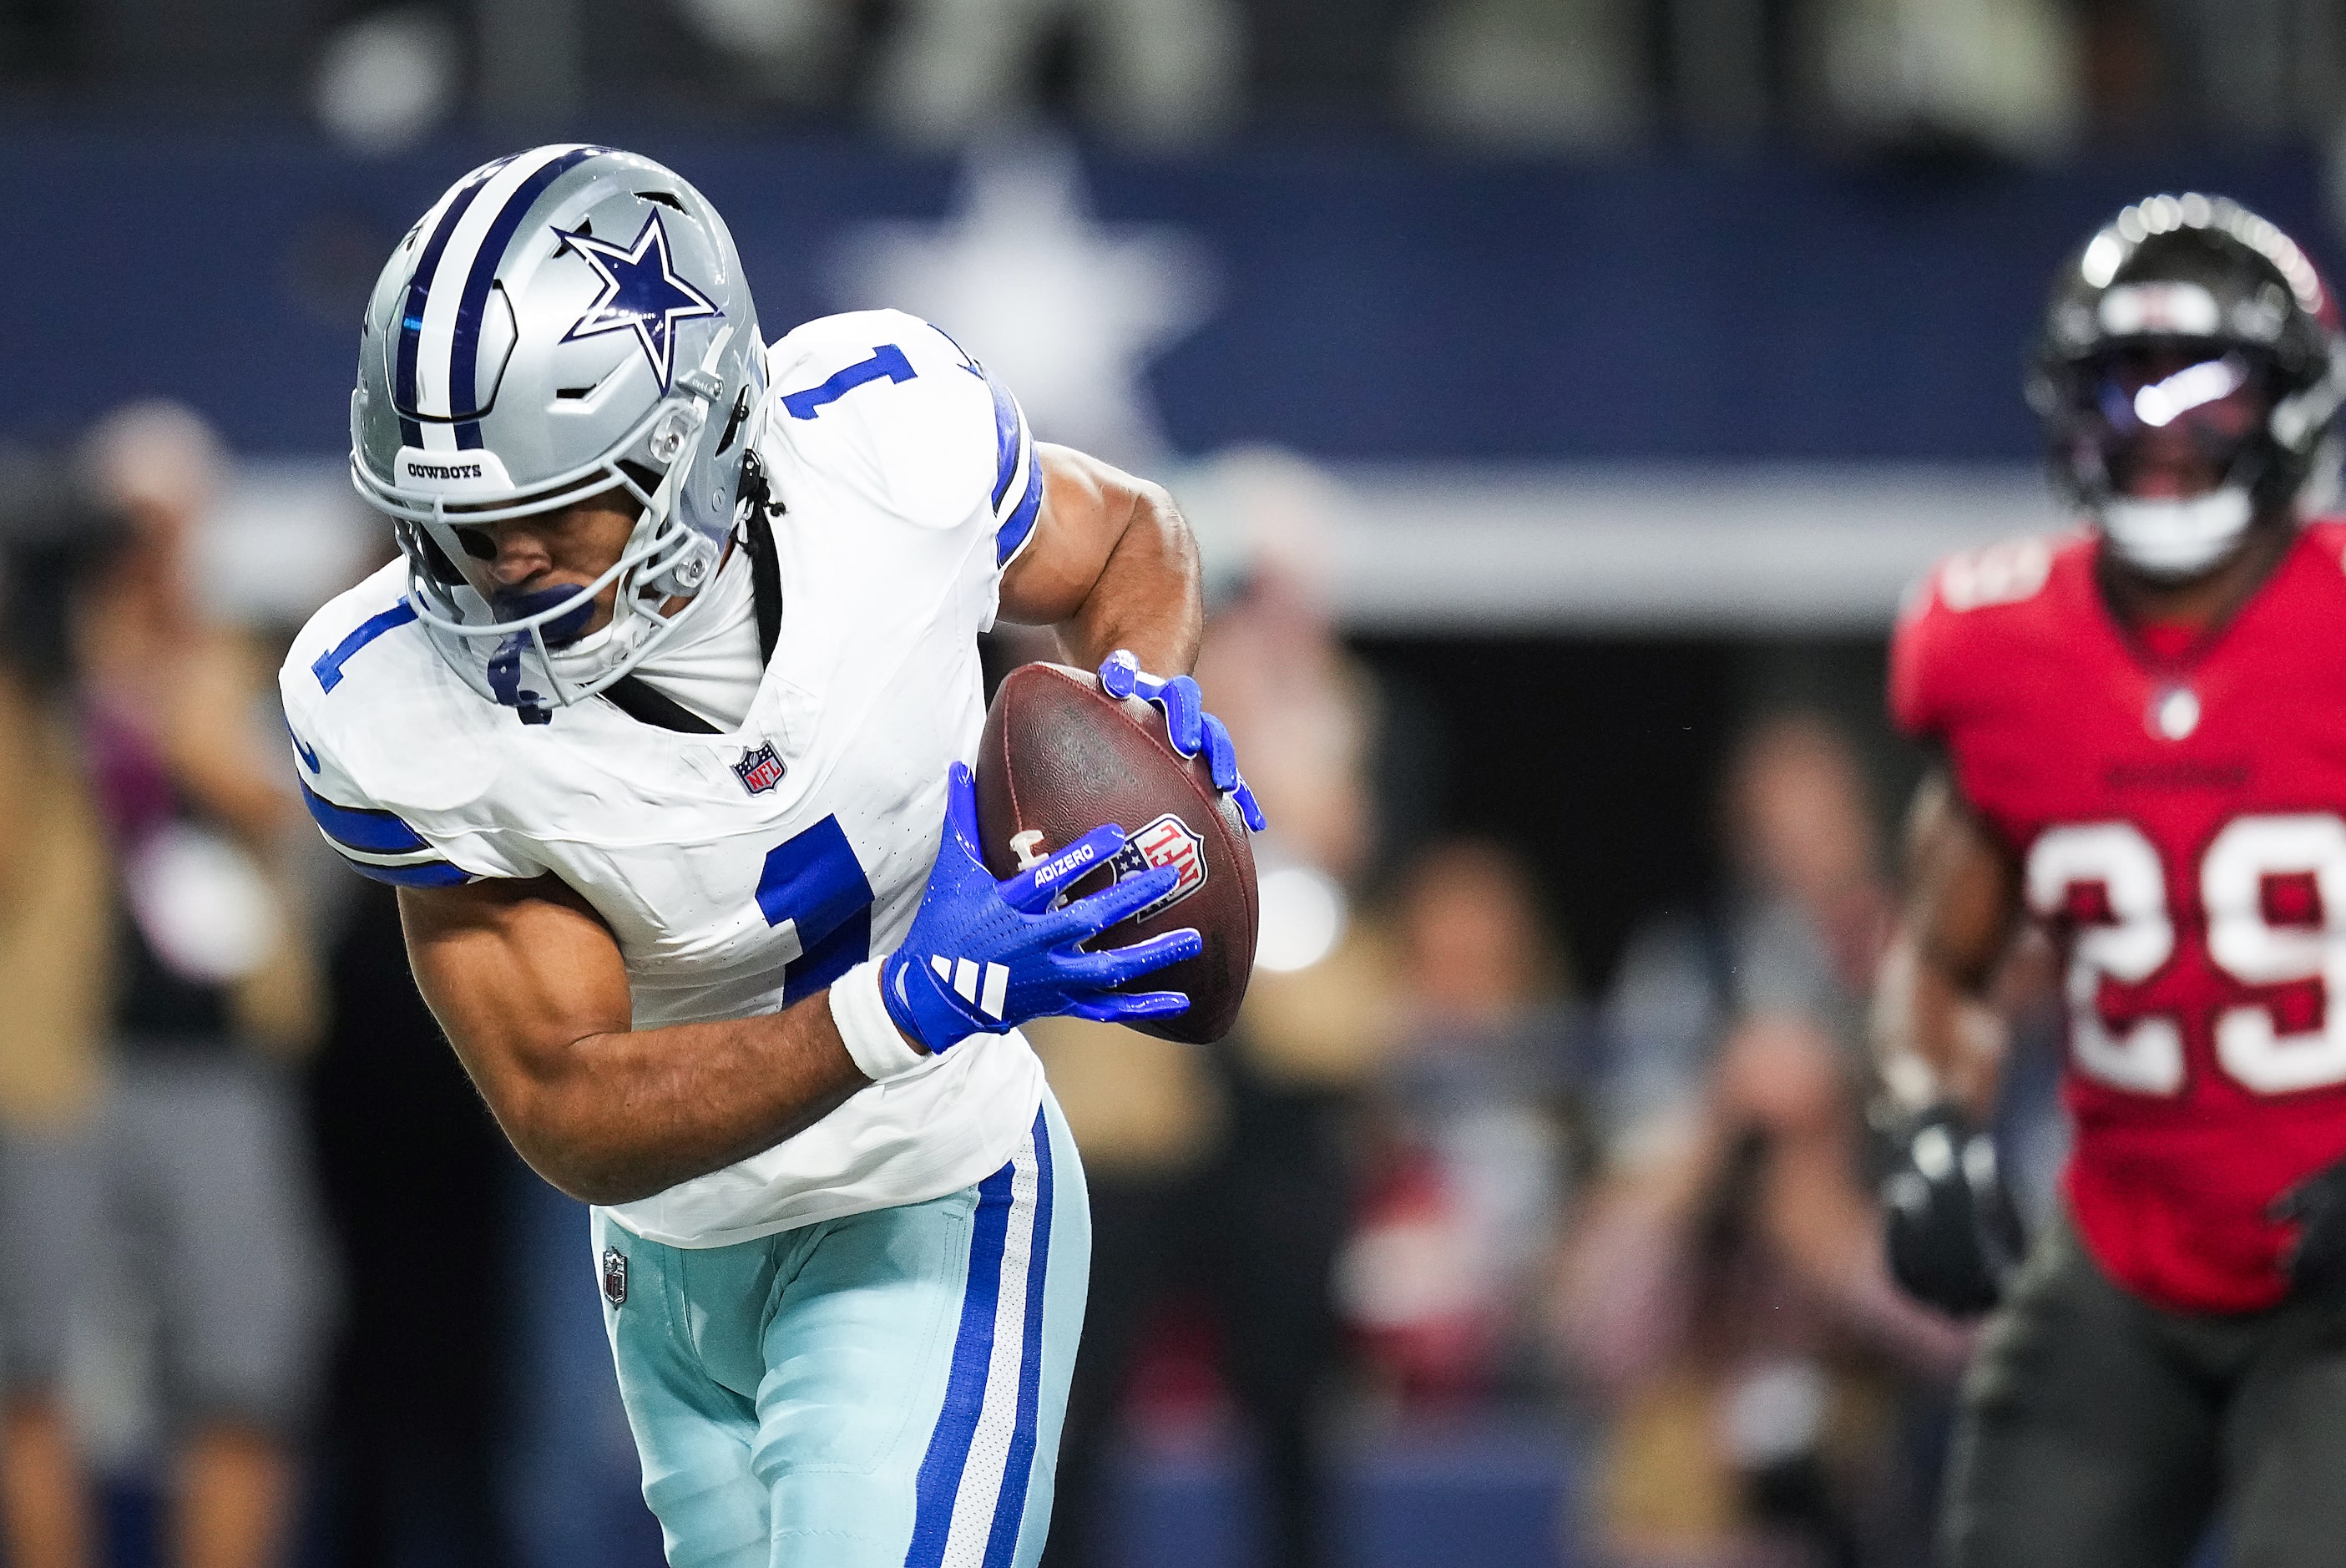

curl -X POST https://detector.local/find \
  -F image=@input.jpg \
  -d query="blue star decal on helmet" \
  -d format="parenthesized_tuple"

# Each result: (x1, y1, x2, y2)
(557, 209, 721, 392)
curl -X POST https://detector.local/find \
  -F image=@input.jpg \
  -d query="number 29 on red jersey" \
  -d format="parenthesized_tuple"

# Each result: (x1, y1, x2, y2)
(2030, 812, 2346, 1096)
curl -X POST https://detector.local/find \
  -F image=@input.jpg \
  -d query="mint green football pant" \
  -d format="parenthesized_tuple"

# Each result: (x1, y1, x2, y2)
(591, 1096, 1090, 1568)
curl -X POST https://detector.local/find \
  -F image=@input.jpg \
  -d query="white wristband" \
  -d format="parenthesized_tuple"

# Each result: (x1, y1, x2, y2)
(829, 959, 928, 1083)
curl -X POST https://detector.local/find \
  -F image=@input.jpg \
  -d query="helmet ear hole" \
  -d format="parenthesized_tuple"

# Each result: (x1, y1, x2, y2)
(714, 387, 751, 457)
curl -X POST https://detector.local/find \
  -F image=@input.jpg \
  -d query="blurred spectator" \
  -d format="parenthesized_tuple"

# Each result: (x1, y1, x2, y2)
(6, 0, 2343, 146)
(1337, 838, 1582, 1406)
(1039, 450, 1392, 1568)
(0, 450, 121, 1568)
(2136, 0, 2343, 139)
(79, 0, 311, 110)
(76, 403, 331, 1568)
(1555, 712, 1968, 1568)
(1798, 0, 2081, 159)
(306, 881, 519, 1568)
(1403, 0, 1650, 149)
(871, 0, 1241, 146)
(1246, 0, 1419, 124)
(310, 7, 464, 155)
(670, 0, 858, 112)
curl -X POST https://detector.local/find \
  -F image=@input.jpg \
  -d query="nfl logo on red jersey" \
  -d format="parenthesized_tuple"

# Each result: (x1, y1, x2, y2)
(732, 742, 786, 795)
(1108, 812, 1208, 919)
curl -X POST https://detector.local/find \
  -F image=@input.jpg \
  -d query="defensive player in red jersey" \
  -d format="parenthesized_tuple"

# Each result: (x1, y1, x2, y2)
(1878, 194, 2346, 1567)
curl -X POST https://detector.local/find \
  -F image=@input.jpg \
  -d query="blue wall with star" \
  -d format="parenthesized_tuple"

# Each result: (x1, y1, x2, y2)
(2, 131, 2333, 461)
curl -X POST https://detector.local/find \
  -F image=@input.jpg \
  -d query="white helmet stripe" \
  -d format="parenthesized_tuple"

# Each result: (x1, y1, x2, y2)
(392, 155, 513, 447)
(412, 144, 594, 426)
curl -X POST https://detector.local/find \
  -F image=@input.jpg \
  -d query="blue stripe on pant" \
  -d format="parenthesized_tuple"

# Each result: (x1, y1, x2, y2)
(594, 1094, 1090, 1568)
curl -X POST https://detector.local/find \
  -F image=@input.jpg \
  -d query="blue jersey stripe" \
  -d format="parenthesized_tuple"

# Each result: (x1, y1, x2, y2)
(982, 1113, 1054, 1568)
(985, 376, 1025, 511)
(448, 146, 603, 444)
(996, 454, 1044, 567)
(906, 1157, 1017, 1568)
(311, 599, 417, 693)
(347, 856, 471, 890)
(299, 777, 431, 856)
(395, 157, 509, 427)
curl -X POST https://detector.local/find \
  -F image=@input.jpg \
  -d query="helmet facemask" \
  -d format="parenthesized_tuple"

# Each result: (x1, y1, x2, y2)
(2061, 345, 2277, 580)
(387, 369, 731, 716)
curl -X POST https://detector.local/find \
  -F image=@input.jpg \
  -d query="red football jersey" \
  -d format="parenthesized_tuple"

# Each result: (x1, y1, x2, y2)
(1892, 521, 2346, 1313)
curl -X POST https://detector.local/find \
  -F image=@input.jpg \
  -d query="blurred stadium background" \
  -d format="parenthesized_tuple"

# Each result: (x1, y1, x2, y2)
(0, 2, 2340, 1565)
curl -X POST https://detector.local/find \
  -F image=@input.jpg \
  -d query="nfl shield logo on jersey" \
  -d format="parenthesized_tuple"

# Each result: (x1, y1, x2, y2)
(732, 742, 786, 795)
(1108, 812, 1208, 919)
(600, 1247, 629, 1308)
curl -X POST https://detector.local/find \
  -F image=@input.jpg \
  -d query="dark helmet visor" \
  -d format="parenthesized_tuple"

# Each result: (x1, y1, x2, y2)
(2075, 346, 2276, 495)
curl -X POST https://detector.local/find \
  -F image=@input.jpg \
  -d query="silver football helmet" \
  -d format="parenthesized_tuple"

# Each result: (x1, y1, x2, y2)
(351, 144, 766, 715)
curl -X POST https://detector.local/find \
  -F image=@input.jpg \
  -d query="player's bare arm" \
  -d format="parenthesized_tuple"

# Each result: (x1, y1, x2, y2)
(997, 443, 1203, 677)
(398, 873, 867, 1206)
(1875, 768, 2024, 1118)
(994, 444, 1263, 829)
(1875, 768, 2031, 1318)
(397, 774, 1192, 1205)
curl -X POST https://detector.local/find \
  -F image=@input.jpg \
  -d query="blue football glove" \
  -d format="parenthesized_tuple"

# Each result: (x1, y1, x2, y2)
(1097, 650, 1267, 832)
(880, 762, 1203, 1054)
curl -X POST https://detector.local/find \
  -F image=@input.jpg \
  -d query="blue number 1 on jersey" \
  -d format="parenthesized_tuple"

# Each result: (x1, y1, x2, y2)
(781, 344, 916, 421)
(756, 816, 876, 1004)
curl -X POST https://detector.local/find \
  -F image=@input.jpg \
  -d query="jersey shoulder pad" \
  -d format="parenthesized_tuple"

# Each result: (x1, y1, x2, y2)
(279, 562, 528, 887)
(1890, 531, 2083, 739)
(761, 311, 1040, 559)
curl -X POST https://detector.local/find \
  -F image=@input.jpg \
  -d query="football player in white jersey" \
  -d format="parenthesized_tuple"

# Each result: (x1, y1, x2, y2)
(280, 145, 1263, 1568)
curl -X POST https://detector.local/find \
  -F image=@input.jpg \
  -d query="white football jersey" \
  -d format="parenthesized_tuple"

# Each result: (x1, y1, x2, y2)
(281, 311, 1051, 1248)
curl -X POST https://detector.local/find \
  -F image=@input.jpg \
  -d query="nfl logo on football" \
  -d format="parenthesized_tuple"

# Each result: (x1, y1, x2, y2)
(732, 742, 786, 796)
(1108, 812, 1208, 919)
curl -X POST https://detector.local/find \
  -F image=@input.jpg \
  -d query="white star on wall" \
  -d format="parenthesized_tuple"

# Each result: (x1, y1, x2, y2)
(827, 139, 1216, 464)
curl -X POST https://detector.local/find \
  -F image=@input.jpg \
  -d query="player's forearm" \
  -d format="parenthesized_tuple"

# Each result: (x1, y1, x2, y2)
(1053, 480, 1202, 676)
(1879, 772, 2020, 1115)
(484, 999, 869, 1206)
(402, 878, 881, 1204)
(1872, 930, 2007, 1116)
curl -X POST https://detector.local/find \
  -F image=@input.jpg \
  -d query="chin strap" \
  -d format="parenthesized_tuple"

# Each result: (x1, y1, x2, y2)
(737, 449, 784, 665)
(745, 493, 782, 667)
(594, 467, 786, 736)
(599, 675, 720, 734)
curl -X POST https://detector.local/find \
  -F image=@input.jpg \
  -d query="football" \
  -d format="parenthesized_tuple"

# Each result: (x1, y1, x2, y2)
(973, 661, 1259, 1044)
